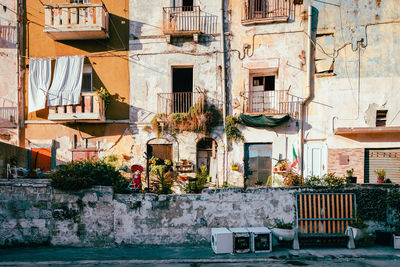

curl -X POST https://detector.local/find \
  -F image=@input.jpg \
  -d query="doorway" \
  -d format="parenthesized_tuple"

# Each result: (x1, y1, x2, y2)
(172, 67, 193, 113)
(197, 137, 217, 181)
(244, 143, 272, 187)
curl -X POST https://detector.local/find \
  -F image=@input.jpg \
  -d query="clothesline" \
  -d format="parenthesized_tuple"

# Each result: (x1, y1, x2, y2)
(23, 49, 127, 60)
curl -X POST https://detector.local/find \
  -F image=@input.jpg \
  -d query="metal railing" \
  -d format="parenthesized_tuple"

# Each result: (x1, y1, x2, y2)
(243, 90, 301, 119)
(163, 6, 201, 34)
(44, 3, 109, 39)
(48, 92, 105, 122)
(242, 0, 291, 24)
(157, 92, 205, 114)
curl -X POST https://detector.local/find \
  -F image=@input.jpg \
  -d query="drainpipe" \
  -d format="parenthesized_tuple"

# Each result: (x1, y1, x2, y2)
(17, 0, 25, 147)
(300, 5, 313, 177)
(220, 0, 228, 185)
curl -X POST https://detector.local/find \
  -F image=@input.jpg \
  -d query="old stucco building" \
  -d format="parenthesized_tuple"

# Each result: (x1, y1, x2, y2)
(129, 0, 228, 186)
(22, 0, 131, 171)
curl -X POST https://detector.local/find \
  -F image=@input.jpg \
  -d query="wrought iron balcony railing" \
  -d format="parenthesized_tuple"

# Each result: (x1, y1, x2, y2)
(242, 90, 301, 119)
(163, 6, 201, 35)
(241, 0, 291, 25)
(157, 92, 205, 115)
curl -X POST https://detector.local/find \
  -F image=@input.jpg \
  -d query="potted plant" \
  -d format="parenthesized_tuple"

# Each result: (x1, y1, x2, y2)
(374, 169, 386, 183)
(272, 219, 295, 241)
(231, 162, 239, 171)
(346, 215, 366, 241)
(346, 168, 357, 184)
(255, 180, 264, 187)
(394, 227, 400, 249)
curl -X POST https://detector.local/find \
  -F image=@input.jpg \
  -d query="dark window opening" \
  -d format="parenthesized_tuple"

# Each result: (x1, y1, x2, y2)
(252, 76, 275, 91)
(81, 64, 92, 92)
(172, 67, 193, 113)
(182, 0, 194, 11)
(315, 33, 335, 74)
(376, 110, 388, 127)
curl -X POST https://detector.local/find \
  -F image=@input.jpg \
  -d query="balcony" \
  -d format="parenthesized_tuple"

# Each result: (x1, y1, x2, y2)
(163, 6, 201, 43)
(48, 92, 105, 122)
(242, 90, 301, 119)
(241, 0, 291, 25)
(43, 3, 109, 40)
(157, 92, 205, 115)
(0, 107, 17, 128)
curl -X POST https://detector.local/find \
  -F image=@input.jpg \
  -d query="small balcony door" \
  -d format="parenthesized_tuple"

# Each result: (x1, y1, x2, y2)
(172, 67, 193, 113)
(244, 143, 272, 187)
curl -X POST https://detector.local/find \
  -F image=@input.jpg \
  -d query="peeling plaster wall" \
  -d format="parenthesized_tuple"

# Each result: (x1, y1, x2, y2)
(1, 179, 399, 247)
(0, 0, 18, 145)
(129, 1, 226, 184)
(303, 0, 400, 148)
(226, 1, 307, 183)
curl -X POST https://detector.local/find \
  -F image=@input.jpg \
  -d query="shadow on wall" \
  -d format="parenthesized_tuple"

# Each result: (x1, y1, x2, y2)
(58, 13, 130, 53)
(0, 24, 17, 49)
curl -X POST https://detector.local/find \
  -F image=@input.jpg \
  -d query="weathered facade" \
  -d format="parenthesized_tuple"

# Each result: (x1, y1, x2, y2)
(226, 0, 306, 187)
(305, 0, 400, 184)
(225, 0, 400, 186)
(129, 0, 227, 186)
(0, 0, 19, 146)
(22, 0, 132, 171)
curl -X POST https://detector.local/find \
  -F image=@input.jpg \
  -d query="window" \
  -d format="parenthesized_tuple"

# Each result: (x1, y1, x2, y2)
(315, 33, 335, 75)
(253, 76, 275, 91)
(376, 110, 388, 127)
(182, 0, 194, 11)
(70, 0, 90, 3)
(81, 64, 92, 92)
(242, 0, 290, 24)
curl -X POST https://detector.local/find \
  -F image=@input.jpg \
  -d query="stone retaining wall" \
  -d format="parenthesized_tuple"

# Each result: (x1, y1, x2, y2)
(0, 179, 398, 247)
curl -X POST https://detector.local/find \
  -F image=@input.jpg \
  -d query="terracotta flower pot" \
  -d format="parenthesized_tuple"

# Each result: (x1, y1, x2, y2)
(378, 177, 384, 183)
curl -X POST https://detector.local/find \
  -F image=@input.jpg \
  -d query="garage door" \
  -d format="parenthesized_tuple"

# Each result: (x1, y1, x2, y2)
(364, 148, 400, 184)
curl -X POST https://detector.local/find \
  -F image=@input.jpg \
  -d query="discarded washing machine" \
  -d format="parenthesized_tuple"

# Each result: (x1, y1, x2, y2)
(211, 227, 233, 254)
(247, 227, 272, 253)
(229, 228, 251, 254)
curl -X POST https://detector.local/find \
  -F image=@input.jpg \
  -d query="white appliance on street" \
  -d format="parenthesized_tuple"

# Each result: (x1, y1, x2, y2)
(211, 227, 233, 254)
(247, 227, 272, 253)
(229, 227, 251, 253)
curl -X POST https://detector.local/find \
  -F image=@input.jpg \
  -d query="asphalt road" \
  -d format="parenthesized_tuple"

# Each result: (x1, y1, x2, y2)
(0, 246, 399, 266)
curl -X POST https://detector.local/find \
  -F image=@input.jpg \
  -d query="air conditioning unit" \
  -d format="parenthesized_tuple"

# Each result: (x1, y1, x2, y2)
(248, 227, 272, 253)
(230, 228, 251, 254)
(211, 228, 233, 254)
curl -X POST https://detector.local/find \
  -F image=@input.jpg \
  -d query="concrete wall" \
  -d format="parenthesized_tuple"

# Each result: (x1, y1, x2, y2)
(23, 0, 131, 164)
(0, 0, 19, 145)
(1, 179, 399, 247)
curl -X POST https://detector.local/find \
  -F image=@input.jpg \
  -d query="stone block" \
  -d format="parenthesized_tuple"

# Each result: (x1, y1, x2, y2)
(25, 209, 40, 219)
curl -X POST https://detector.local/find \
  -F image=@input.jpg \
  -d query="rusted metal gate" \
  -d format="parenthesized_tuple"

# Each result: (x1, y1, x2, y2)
(296, 193, 356, 235)
(364, 148, 400, 184)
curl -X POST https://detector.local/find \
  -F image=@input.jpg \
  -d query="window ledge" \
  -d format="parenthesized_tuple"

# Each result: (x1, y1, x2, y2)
(316, 72, 335, 78)
(241, 16, 289, 26)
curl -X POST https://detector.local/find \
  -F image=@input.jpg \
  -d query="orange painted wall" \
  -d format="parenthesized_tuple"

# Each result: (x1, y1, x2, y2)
(24, 0, 130, 121)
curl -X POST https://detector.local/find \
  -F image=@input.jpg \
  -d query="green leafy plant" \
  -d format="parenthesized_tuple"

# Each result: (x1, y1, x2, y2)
(346, 168, 354, 177)
(255, 180, 264, 186)
(274, 219, 293, 229)
(349, 214, 367, 229)
(96, 87, 111, 110)
(323, 173, 346, 187)
(151, 98, 222, 136)
(220, 182, 232, 188)
(185, 165, 209, 194)
(225, 115, 243, 142)
(387, 190, 400, 212)
(356, 188, 387, 221)
(374, 169, 386, 178)
(282, 170, 303, 187)
(304, 175, 324, 187)
(152, 168, 175, 194)
(50, 160, 129, 194)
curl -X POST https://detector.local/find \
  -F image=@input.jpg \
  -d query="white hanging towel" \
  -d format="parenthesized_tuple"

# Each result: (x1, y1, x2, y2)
(47, 55, 84, 106)
(28, 58, 52, 113)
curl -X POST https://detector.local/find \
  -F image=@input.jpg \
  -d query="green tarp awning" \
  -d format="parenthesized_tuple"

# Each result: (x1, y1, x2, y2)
(238, 113, 290, 128)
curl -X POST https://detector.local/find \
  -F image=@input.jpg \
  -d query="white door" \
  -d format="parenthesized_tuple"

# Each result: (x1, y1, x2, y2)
(304, 141, 327, 177)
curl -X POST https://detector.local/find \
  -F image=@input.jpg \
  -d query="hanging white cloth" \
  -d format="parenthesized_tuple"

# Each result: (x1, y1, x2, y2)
(28, 58, 52, 113)
(47, 55, 84, 106)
